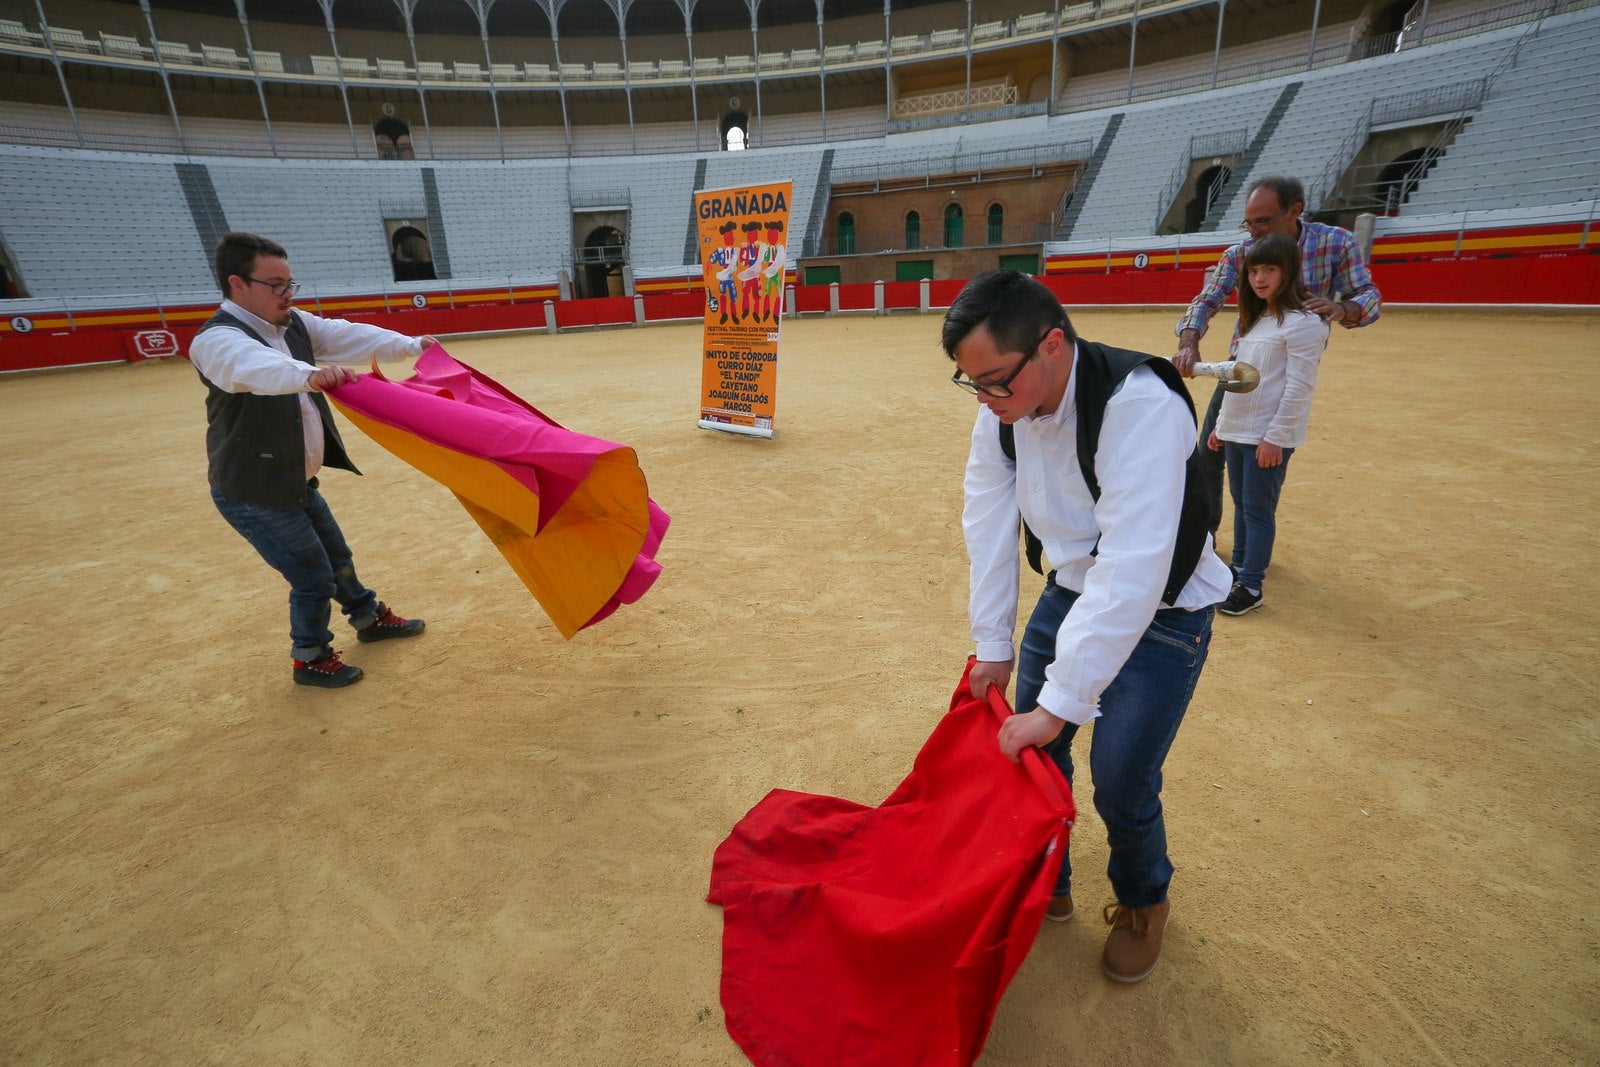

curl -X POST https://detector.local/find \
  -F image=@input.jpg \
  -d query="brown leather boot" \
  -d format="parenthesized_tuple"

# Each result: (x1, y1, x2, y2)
(1101, 899, 1170, 982)
(1045, 894, 1075, 923)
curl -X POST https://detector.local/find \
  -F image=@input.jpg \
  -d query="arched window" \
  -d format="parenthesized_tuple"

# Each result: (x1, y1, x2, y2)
(905, 211, 920, 250)
(838, 212, 855, 255)
(373, 116, 413, 161)
(721, 108, 749, 151)
(944, 203, 963, 248)
(987, 203, 1004, 244)
(390, 225, 435, 282)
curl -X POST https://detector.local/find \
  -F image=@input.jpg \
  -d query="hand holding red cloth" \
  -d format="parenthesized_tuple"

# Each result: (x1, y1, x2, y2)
(708, 660, 1074, 1067)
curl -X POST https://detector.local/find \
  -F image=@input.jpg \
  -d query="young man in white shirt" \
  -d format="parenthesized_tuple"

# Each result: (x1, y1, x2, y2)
(189, 232, 434, 688)
(945, 270, 1231, 982)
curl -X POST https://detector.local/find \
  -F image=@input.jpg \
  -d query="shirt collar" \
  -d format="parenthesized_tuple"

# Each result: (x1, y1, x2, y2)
(1027, 339, 1078, 426)
(221, 297, 286, 339)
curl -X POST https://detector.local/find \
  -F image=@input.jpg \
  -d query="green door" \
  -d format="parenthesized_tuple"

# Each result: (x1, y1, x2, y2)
(895, 260, 934, 282)
(999, 254, 1039, 275)
(805, 265, 841, 285)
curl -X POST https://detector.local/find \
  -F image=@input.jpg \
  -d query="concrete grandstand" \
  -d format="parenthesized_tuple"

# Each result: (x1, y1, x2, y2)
(0, 0, 1595, 369)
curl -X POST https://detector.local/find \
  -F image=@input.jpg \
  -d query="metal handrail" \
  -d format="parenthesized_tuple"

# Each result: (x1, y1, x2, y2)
(831, 141, 1092, 190)
(1154, 129, 1246, 229)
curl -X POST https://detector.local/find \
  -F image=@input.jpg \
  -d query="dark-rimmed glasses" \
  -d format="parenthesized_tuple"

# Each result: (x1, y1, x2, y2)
(245, 276, 302, 297)
(1238, 206, 1291, 232)
(950, 321, 1063, 398)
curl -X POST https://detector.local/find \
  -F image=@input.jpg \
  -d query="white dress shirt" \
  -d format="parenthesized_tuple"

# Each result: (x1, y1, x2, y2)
(189, 299, 423, 479)
(1216, 310, 1329, 449)
(963, 352, 1232, 725)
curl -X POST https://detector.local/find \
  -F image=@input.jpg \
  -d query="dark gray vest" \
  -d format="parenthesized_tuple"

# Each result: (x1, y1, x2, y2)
(195, 309, 359, 508)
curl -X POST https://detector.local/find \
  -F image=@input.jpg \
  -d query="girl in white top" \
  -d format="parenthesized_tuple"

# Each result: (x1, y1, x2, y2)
(1206, 232, 1329, 615)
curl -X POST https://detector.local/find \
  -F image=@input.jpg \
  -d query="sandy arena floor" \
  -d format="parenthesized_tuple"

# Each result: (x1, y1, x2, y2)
(2, 307, 1597, 1065)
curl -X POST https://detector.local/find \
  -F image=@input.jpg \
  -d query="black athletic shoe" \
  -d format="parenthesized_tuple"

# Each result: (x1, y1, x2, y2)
(293, 648, 364, 688)
(356, 602, 426, 643)
(1218, 584, 1263, 616)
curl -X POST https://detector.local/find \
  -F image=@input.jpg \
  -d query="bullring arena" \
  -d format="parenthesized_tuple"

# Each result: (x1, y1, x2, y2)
(3, 0, 1599, 1062)
(4, 309, 1597, 1063)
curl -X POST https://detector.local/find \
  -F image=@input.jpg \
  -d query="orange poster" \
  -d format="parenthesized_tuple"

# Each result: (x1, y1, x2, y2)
(694, 181, 791, 439)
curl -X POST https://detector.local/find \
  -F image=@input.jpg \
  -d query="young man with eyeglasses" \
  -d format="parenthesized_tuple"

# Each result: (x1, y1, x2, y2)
(1173, 175, 1381, 543)
(945, 270, 1232, 982)
(189, 232, 436, 688)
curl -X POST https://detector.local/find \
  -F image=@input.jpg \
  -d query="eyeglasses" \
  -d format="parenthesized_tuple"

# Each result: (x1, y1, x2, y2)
(951, 321, 1063, 398)
(1238, 206, 1291, 232)
(245, 276, 302, 297)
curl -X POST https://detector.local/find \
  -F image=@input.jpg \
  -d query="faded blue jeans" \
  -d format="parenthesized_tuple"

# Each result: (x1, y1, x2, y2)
(1224, 441, 1295, 592)
(1015, 578, 1214, 909)
(211, 484, 380, 661)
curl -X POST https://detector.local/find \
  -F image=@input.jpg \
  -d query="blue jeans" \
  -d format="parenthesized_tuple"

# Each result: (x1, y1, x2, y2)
(211, 485, 379, 660)
(1016, 579, 1214, 908)
(1223, 442, 1295, 591)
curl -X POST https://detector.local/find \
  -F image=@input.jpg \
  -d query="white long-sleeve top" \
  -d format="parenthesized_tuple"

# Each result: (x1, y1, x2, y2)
(1215, 309, 1329, 448)
(189, 299, 423, 478)
(963, 354, 1232, 725)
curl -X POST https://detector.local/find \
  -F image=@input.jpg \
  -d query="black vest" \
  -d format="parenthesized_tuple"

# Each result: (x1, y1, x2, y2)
(999, 338, 1215, 605)
(194, 309, 359, 508)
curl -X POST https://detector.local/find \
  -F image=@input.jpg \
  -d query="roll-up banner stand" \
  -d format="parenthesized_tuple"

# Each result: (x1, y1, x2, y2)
(693, 181, 792, 439)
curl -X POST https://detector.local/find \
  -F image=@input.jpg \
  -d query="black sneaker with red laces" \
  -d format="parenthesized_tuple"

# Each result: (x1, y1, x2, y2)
(293, 648, 364, 688)
(356, 602, 427, 643)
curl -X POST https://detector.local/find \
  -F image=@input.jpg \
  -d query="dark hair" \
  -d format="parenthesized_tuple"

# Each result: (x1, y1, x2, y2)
(1245, 175, 1305, 213)
(719, 221, 738, 234)
(765, 220, 783, 232)
(741, 220, 762, 232)
(1238, 232, 1310, 336)
(214, 232, 287, 298)
(941, 269, 1075, 360)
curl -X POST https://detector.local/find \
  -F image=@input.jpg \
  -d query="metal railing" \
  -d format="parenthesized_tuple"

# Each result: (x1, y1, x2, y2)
(1154, 129, 1246, 230)
(1313, 0, 1559, 214)
(832, 141, 1092, 191)
(572, 243, 628, 265)
(1313, 78, 1489, 213)
(892, 82, 1018, 120)
(571, 187, 632, 210)
(885, 100, 1049, 134)
(1350, 0, 1568, 59)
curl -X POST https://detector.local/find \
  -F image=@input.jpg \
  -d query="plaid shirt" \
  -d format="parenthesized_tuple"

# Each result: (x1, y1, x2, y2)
(1176, 220, 1381, 357)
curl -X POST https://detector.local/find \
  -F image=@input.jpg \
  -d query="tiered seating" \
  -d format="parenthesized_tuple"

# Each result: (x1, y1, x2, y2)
(758, 107, 886, 149)
(1059, 20, 1359, 110)
(204, 161, 427, 287)
(1222, 23, 1519, 222)
(428, 163, 573, 279)
(0, 150, 212, 296)
(1068, 83, 1283, 239)
(702, 147, 829, 256)
(1403, 7, 1600, 213)
(571, 155, 700, 269)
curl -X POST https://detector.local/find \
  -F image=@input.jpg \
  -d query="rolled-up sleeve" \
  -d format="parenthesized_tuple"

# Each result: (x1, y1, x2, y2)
(1335, 234, 1382, 329)
(1176, 244, 1241, 339)
(963, 407, 1022, 665)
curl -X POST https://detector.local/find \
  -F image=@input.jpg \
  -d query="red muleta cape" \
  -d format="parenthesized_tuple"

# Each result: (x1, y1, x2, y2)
(708, 660, 1074, 1066)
